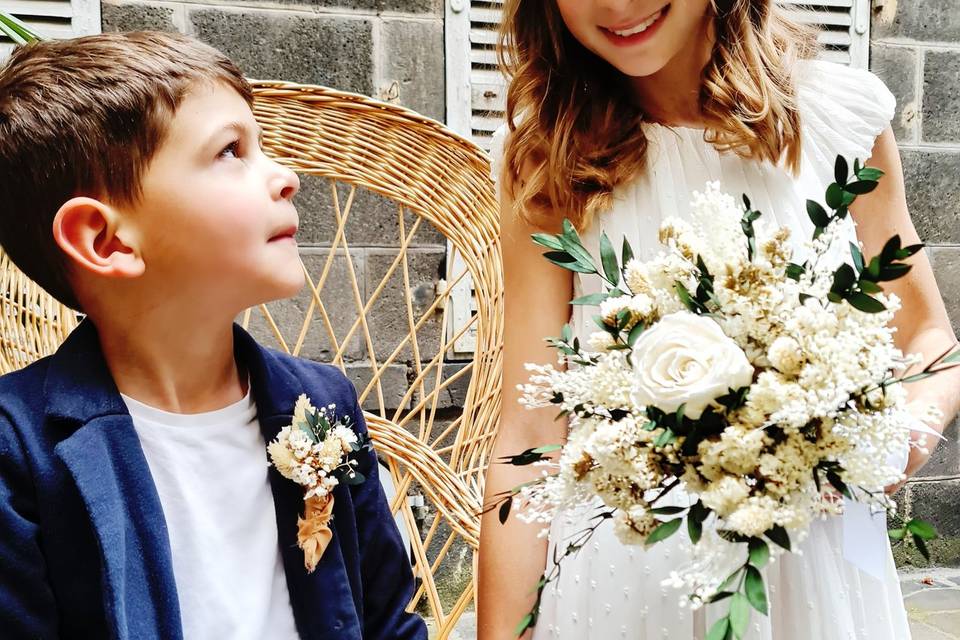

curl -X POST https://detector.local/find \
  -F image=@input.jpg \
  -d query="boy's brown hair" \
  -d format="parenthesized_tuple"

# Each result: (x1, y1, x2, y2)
(0, 31, 253, 310)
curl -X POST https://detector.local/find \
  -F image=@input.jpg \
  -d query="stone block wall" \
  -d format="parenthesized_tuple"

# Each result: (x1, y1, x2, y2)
(872, 0, 960, 566)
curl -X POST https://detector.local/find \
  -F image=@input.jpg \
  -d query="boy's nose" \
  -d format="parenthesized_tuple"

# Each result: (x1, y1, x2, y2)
(272, 162, 300, 201)
(280, 167, 300, 200)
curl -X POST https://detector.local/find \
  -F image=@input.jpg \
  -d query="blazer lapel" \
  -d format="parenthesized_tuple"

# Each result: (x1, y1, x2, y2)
(44, 320, 182, 640)
(236, 327, 362, 639)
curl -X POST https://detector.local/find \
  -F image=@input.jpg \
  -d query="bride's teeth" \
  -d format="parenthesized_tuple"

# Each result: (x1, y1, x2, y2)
(611, 10, 662, 37)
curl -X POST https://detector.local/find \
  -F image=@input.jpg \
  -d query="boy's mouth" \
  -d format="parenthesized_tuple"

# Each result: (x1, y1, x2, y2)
(268, 224, 299, 243)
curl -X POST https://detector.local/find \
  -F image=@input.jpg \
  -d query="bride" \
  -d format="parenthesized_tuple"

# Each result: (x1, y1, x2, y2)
(477, 1, 960, 638)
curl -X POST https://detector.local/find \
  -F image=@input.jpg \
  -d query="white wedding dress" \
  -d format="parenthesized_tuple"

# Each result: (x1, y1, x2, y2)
(490, 60, 912, 639)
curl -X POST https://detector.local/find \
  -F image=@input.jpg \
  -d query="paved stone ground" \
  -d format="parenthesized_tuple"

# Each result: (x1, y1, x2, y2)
(427, 570, 960, 638)
(903, 569, 960, 640)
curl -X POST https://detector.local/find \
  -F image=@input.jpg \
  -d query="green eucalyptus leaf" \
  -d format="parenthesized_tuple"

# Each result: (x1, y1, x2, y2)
(825, 183, 845, 210)
(850, 243, 865, 273)
(651, 506, 687, 515)
(845, 180, 877, 195)
(514, 613, 535, 637)
(745, 566, 769, 615)
(627, 322, 646, 347)
(622, 237, 635, 268)
(857, 167, 885, 181)
(571, 293, 608, 306)
(707, 617, 731, 640)
(748, 538, 770, 569)
(906, 519, 937, 540)
(498, 498, 512, 524)
(859, 280, 883, 294)
(834, 156, 849, 186)
(848, 292, 886, 314)
(646, 518, 683, 545)
(806, 201, 830, 228)
(531, 233, 564, 251)
(766, 525, 791, 551)
(729, 593, 751, 638)
(599, 232, 620, 287)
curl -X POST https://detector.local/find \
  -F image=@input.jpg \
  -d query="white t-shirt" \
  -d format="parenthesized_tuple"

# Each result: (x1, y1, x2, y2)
(122, 388, 301, 640)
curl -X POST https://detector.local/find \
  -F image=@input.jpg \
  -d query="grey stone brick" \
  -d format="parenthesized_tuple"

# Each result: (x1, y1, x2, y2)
(414, 362, 472, 410)
(916, 419, 959, 479)
(930, 247, 960, 339)
(870, 44, 919, 143)
(101, 0, 178, 32)
(901, 150, 960, 244)
(344, 362, 410, 412)
(922, 51, 960, 144)
(873, 0, 960, 42)
(189, 8, 374, 94)
(364, 248, 445, 363)
(381, 18, 445, 122)
(909, 480, 960, 537)
(294, 176, 445, 248)
(241, 249, 365, 362)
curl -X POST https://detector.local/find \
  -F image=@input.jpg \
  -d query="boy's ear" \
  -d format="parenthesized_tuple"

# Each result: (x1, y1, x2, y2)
(52, 197, 145, 279)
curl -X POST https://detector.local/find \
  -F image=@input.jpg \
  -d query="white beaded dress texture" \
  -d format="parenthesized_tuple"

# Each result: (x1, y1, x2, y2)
(490, 60, 912, 640)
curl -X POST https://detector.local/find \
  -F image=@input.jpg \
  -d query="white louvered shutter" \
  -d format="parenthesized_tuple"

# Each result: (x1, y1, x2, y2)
(0, 0, 100, 58)
(446, 0, 873, 150)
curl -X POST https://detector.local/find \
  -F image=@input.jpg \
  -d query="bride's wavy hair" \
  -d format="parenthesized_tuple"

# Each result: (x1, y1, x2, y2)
(497, 0, 819, 230)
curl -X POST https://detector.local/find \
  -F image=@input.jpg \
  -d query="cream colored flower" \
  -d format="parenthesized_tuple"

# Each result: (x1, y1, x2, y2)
(630, 311, 754, 418)
(588, 331, 616, 351)
(613, 505, 658, 546)
(293, 393, 314, 426)
(767, 336, 804, 375)
(268, 435, 298, 481)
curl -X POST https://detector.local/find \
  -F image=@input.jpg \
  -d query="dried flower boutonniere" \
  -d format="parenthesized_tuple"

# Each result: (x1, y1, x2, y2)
(267, 394, 370, 572)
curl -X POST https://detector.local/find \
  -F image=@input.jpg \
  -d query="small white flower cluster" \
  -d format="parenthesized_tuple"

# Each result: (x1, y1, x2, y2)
(516, 181, 940, 611)
(268, 394, 360, 499)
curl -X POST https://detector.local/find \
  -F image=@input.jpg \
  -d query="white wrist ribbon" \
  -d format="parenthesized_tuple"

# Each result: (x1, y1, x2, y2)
(842, 418, 944, 580)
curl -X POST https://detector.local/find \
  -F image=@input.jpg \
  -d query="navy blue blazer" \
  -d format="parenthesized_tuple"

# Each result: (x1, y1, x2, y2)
(0, 320, 427, 640)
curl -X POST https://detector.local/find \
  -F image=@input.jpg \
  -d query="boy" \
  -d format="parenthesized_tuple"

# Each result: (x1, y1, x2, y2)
(0, 31, 427, 640)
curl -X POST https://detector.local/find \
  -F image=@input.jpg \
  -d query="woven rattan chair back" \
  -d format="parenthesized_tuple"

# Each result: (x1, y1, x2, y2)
(0, 82, 503, 637)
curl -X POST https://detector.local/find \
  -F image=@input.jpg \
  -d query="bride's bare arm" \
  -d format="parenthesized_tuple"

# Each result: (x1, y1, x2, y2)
(851, 128, 960, 489)
(477, 182, 573, 639)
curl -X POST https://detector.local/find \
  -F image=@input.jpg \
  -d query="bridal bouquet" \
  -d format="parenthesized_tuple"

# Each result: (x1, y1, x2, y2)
(499, 157, 958, 639)
(268, 394, 370, 571)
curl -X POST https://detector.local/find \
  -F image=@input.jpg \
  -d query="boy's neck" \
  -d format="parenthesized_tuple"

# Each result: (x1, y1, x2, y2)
(93, 311, 248, 415)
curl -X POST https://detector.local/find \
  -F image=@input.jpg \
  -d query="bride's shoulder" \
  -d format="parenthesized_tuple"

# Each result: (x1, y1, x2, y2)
(795, 58, 896, 161)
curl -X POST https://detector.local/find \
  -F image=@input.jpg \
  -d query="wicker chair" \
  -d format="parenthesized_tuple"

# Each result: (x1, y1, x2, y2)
(0, 82, 503, 638)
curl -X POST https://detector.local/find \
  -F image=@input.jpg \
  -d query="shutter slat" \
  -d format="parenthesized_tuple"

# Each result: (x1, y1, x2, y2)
(783, 8, 852, 27)
(0, 0, 100, 46)
(1, 0, 71, 18)
(779, 0, 852, 8)
(471, 27, 499, 46)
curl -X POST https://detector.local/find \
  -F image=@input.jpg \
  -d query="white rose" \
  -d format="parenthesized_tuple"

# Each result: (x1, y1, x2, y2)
(630, 311, 754, 419)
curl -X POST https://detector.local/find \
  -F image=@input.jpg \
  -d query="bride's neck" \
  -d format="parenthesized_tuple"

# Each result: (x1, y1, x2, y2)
(628, 18, 715, 128)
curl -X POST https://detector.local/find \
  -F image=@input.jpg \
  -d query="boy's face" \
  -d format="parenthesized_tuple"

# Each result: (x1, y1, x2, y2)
(126, 81, 303, 312)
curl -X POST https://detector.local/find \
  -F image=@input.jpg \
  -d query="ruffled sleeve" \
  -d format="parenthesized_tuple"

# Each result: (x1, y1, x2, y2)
(798, 59, 896, 166)
(488, 122, 509, 198)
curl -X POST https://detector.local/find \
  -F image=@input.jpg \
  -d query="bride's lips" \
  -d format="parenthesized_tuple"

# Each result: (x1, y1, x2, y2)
(600, 4, 671, 48)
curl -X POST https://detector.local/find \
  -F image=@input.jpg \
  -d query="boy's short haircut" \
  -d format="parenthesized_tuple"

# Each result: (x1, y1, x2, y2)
(0, 31, 252, 311)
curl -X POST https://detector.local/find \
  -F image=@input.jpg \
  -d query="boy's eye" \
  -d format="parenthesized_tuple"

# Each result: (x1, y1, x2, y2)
(218, 140, 240, 159)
